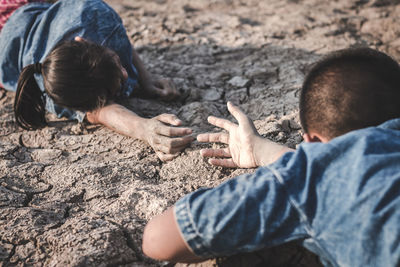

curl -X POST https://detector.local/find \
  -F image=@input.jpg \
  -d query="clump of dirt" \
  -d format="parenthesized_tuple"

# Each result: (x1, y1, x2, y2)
(1, 0, 399, 266)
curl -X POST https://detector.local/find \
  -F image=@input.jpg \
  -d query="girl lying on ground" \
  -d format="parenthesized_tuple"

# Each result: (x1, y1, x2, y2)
(0, 0, 194, 161)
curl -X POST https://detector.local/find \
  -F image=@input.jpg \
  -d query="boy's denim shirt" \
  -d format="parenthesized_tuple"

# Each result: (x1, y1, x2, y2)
(175, 118, 400, 267)
(0, 0, 138, 122)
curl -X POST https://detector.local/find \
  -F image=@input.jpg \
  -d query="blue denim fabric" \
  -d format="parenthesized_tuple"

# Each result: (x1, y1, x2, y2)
(0, 0, 138, 122)
(175, 118, 400, 267)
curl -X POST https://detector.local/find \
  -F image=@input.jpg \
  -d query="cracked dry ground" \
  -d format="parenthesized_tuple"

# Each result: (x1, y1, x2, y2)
(1, 0, 399, 266)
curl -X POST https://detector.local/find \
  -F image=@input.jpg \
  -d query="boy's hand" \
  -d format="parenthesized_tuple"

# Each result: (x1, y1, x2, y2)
(197, 102, 262, 168)
(145, 114, 194, 161)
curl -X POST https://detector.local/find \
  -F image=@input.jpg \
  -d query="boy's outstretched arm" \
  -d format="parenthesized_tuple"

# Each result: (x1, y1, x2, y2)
(197, 102, 294, 168)
(142, 207, 205, 263)
(87, 103, 194, 161)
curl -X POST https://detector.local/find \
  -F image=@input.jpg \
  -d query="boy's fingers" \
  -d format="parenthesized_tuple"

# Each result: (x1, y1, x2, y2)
(157, 125, 192, 137)
(208, 158, 237, 168)
(207, 116, 236, 132)
(197, 133, 229, 144)
(196, 133, 209, 142)
(156, 114, 183, 126)
(200, 148, 231, 158)
(227, 101, 252, 127)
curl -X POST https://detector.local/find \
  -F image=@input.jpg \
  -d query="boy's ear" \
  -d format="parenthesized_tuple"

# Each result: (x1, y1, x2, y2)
(303, 133, 323, 143)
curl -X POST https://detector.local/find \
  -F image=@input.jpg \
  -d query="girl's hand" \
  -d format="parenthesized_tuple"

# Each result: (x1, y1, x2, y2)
(144, 114, 194, 161)
(141, 78, 180, 101)
(151, 79, 180, 101)
(86, 104, 194, 162)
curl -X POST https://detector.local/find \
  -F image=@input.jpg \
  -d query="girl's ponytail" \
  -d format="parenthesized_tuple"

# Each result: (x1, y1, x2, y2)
(14, 63, 47, 130)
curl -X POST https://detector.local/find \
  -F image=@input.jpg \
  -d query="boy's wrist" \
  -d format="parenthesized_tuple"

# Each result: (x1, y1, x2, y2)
(252, 137, 293, 167)
(252, 135, 267, 167)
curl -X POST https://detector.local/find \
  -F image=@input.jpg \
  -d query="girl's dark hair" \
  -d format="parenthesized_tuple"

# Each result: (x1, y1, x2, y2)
(14, 40, 124, 130)
(300, 47, 400, 139)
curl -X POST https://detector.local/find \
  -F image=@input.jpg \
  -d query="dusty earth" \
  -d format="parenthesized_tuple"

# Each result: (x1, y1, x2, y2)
(1, 0, 400, 266)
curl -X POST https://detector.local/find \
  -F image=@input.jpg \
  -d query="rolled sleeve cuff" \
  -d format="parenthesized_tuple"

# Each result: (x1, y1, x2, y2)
(121, 77, 138, 98)
(174, 193, 210, 257)
(45, 95, 85, 122)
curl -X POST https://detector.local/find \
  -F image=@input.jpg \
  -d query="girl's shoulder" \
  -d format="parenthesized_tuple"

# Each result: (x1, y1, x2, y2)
(0, 0, 128, 92)
(0, 0, 45, 31)
(54, 0, 122, 21)
(7, 0, 122, 29)
(44, 0, 124, 40)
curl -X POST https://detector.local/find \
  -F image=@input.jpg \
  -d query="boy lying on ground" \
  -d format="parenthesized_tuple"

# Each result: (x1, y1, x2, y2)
(142, 47, 400, 267)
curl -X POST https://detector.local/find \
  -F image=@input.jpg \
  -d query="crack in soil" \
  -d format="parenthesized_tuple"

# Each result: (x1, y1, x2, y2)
(103, 218, 147, 264)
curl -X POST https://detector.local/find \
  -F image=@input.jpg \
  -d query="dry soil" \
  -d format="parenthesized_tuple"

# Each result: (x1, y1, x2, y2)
(1, 0, 399, 266)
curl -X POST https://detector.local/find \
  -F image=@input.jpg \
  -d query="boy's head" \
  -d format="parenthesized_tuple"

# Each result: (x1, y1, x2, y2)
(300, 47, 400, 141)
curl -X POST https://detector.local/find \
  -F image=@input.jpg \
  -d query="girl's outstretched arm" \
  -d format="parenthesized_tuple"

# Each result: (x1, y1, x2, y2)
(86, 103, 194, 161)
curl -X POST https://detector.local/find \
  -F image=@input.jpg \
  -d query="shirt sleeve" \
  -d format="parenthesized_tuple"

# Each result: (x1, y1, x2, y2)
(174, 165, 308, 258)
(100, 19, 139, 98)
(45, 95, 85, 122)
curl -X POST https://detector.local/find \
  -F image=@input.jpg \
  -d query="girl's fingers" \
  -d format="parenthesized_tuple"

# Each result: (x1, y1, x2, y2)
(154, 79, 180, 100)
(167, 135, 195, 147)
(156, 124, 192, 137)
(156, 113, 182, 126)
(153, 86, 168, 97)
(162, 79, 177, 91)
(152, 136, 194, 154)
(156, 151, 179, 162)
(154, 144, 188, 154)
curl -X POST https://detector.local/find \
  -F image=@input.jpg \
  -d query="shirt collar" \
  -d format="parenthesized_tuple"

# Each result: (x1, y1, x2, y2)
(378, 118, 400, 130)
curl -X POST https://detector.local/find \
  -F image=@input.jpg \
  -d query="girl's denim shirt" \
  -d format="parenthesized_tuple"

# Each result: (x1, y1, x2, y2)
(0, 0, 138, 122)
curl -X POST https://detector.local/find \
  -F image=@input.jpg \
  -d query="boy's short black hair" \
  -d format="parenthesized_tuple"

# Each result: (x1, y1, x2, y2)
(300, 47, 400, 139)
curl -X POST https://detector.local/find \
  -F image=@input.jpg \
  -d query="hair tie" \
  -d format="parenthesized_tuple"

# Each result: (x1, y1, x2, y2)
(33, 63, 42, 74)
